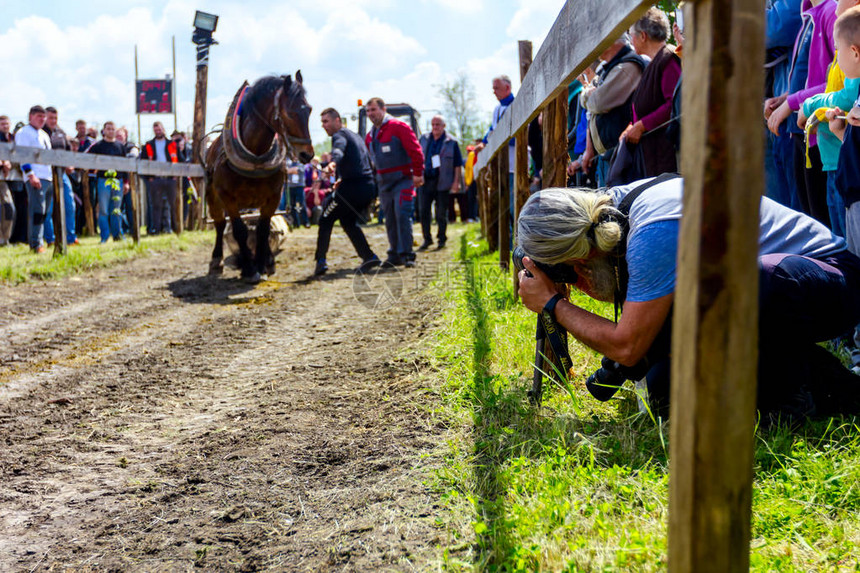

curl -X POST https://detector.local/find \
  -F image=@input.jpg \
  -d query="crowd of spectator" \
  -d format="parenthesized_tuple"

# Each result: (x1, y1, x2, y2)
(0, 109, 193, 250)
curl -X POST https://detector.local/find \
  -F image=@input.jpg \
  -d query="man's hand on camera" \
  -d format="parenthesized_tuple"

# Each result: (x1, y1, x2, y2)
(518, 257, 560, 313)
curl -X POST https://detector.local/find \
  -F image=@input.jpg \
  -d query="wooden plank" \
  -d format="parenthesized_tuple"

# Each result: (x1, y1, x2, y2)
(498, 142, 510, 269)
(518, 41, 533, 85)
(51, 167, 67, 255)
(474, 0, 653, 172)
(81, 171, 95, 237)
(669, 0, 765, 571)
(0, 143, 205, 178)
(486, 156, 499, 253)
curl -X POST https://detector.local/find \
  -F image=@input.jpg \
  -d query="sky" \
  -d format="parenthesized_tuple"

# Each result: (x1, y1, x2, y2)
(0, 0, 565, 146)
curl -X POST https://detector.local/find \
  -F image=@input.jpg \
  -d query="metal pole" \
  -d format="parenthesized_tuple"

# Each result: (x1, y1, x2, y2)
(172, 35, 178, 133)
(135, 45, 142, 148)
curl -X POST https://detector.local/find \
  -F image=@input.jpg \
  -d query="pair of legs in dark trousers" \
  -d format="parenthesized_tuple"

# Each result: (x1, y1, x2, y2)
(792, 134, 831, 228)
(448, 192, 468, 222)
(314, 177, 376, 264)
(147, 177, 177, 234)
(419, 175, 448, 246)
(617, 251, 860, 421)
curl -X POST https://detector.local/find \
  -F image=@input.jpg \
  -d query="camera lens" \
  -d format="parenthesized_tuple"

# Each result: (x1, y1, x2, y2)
(585, 357, 627, 401)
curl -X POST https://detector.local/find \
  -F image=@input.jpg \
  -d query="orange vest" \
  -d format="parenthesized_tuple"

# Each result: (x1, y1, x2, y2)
(144, 139, 179, 163)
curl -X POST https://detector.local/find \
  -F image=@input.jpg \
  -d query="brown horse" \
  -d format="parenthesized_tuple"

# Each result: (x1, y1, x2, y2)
(205, 72, 314, 282)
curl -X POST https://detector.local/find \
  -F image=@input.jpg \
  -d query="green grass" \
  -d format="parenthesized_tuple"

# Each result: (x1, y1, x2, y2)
(428, 229, 860, 572)
(0, 230, 213, 283)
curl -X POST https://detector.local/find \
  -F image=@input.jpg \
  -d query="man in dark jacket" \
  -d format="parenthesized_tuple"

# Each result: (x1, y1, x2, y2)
(140, 121, 180, 234)
(418, 116, 463, 250)
(314, 108, 381, 276)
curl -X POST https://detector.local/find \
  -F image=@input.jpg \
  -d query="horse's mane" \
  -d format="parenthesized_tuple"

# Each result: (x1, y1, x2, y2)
(244, 75, 305, 111)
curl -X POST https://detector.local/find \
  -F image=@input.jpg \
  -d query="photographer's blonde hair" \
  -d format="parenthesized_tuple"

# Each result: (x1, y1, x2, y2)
(517, 188, 623, 264)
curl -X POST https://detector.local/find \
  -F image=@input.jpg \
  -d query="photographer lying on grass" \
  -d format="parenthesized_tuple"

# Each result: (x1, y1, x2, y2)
(516, 175, 860, 423)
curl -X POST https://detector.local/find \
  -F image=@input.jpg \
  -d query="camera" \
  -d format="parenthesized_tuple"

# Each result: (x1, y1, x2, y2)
(585, 356, 651, 401)
(512, 246, 579, 284)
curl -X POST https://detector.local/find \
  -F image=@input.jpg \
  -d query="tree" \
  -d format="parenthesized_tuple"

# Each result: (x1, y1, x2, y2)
(436, 72, 487, 153)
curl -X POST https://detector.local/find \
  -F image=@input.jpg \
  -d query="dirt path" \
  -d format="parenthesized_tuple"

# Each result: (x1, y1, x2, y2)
(0, 225, 459, 572)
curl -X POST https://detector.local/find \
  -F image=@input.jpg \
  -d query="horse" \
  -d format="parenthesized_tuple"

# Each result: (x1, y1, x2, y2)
(205, 72, 314, 282)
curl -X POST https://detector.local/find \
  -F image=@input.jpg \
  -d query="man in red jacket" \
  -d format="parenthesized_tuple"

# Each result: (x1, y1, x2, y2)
(140, 121, 181, 234)
(365, 98, 424, 267)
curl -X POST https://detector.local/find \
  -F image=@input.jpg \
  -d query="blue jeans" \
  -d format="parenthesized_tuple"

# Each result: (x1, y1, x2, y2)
(596, 154, 610, 188)
(765, 127, 801, 211)
(826, 171, 846, 238)
(288, 186, 308, 227)
(380, 183, 414, 260)
(26, 178, 51, 249)
(97, 177, 123, 241)
(43, 173, 77, 243)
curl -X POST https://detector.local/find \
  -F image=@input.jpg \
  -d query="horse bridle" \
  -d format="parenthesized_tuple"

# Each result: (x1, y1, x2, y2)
(251, 85, 312, 158)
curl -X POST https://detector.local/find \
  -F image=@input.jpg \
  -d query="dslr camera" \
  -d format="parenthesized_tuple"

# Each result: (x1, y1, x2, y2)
(512, 246, 579, 284)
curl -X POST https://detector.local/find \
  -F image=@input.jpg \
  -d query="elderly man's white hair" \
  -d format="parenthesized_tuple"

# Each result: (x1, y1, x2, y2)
(517, 188, 623, 264)
(492, 74, 512, 87)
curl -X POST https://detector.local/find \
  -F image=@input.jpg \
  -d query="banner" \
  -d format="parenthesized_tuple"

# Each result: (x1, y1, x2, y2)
(136, 79, 173, 114)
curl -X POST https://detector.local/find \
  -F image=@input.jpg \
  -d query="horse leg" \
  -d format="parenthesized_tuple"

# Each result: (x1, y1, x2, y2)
(231, 216, 261, 283)
(209, 219, 227, 275)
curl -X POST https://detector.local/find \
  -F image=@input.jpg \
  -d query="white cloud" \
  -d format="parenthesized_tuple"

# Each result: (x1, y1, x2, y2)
(423, 0, 486, 14)
(506, 0, 565, 52)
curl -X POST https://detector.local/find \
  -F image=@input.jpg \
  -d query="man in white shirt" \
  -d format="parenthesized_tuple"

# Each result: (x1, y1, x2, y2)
(14, 105, 53, 252)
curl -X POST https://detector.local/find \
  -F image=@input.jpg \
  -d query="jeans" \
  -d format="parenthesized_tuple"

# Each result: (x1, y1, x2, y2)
(42, 173, 76, 243)
(26, 178, 51, 249)
(288, 186, 308, 227)
(765, 127, 800, 211)
(596, 154, 610, 188)
(379, 180, 415, 261)
(97, 177, 123, 242)
(419, 176, 449, 245)
(826, 171, 846, 238)
(147, 177, 177, 234)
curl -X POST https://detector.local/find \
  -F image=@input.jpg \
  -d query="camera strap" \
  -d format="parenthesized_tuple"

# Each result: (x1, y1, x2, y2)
(611, 172, 681, 321)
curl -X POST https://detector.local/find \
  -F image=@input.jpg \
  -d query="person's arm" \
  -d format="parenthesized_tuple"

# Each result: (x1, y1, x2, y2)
(766, 0, 803, 50)
(330, 131, 347, 165)
(638, 57, 683, 133)
(826, 107, 847, 142)
(583, 64, 642, 114)
(398, 123, 425, 186)
(518, 257, 673, 366)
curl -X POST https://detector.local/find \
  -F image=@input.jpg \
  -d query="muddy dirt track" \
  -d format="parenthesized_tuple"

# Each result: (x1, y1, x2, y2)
(0, 225, 463, 571)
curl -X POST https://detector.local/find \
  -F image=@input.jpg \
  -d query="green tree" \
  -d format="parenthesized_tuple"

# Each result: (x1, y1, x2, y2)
(436, 72, 487, 153)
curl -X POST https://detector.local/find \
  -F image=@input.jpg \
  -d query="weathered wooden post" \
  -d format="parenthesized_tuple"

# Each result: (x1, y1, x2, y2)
(513, 40, 533, 294)
(81, 170, 95, 237)
(129, 173, 141, 244)
(487, 156, 500, 253)
(498, 141, 511, 269)
(541, 92, 568, 189)
(174, 177, 184, 235)
(51, 166, 67, 255)
(669, 1, 765, 571)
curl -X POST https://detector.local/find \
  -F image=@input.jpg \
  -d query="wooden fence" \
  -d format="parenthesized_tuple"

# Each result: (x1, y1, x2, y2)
(0, 142, 205, 253)
(473, 1, 764, 571)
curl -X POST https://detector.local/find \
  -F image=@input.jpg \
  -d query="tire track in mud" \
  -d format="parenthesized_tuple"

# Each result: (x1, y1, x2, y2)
(0, 227, 457, 571)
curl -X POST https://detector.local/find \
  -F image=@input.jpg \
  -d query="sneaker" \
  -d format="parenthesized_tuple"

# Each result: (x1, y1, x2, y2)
(314, 259, 328, 276)
(69, 238, 80, 246)
(418, 241, 433, 251)
(33, 246, 46, 254)
(404, 259, 416, 268)
(357, 255, 382, 273)
(437, 240, 446, 249)
(383, 257, 404, 267)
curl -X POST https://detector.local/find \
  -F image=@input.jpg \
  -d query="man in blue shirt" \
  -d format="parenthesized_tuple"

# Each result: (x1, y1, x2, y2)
(516, 176, 860, 422)
(418, 116, 463, 250)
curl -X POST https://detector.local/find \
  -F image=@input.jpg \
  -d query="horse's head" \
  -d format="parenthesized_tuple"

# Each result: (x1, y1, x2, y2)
(277, 71, 314, 164)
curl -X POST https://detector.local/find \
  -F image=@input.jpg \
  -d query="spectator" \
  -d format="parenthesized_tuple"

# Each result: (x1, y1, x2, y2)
(767, 0, 838, 227)
(580, 35, 646, 187)
(463, 141, 480, 222)
(115, 126, 139, 234)
(44, 106, 78, 245)
(516, 177, 860, 421)
(0, 115, 19, 245)
(418, 115, 463, 250)
(71, 119, 95, 235)
(86, 121, 129, 243)
(14, 105, 53, 253)
(313, 107, 382, 276)
(365, 97, 424, 267)
(476, 76, 516, 180)
(73, 119, 94, 152)
(283, 158, 309, 228)
(621, 8, 682, 177)
(140, 121, 181, 234)
(764, 0, 804, 209)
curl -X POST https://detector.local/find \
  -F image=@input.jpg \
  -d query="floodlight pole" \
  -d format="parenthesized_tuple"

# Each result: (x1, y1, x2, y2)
(191, 25, 215, 229)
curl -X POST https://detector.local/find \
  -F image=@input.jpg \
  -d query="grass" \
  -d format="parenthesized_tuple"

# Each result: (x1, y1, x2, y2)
(0, 230, 213, 283)
(427, 229, 860, 572)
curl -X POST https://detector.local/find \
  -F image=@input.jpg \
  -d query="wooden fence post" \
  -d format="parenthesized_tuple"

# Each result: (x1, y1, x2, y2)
(129, 174, 141, 244)
(513, 127, 530, 295)
(542, 92, 568, 189)
(669, 0, 765, 571)
(81, 170, 95, 237)
(487, 156, 500, 253)
(174, 178, 184, 235)
(51, 166, 67, 255)
(498, 144, 511, 269)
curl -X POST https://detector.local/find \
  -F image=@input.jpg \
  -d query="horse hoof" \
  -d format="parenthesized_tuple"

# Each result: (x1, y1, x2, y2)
(209, 262, 224, 276)
(264, 265, 275, 276)
(243, 272, 262, 285)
